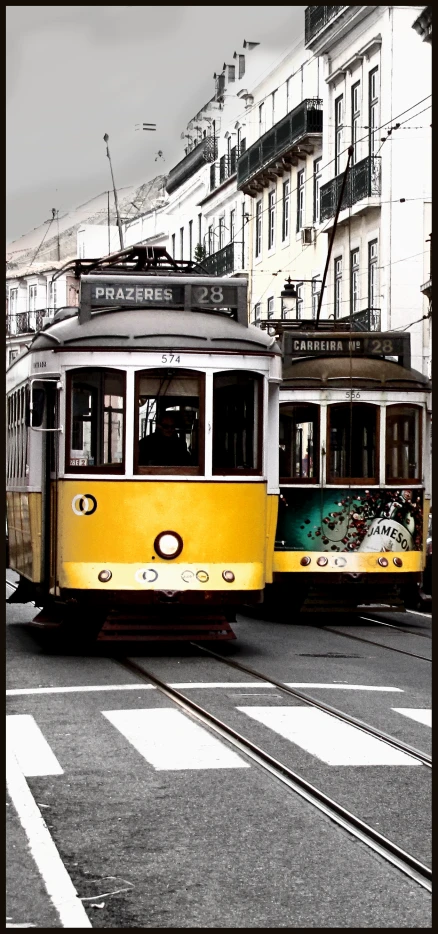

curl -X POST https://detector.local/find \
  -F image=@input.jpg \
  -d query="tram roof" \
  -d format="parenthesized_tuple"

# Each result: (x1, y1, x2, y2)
(30, 307, 280, 355)
(282, 354, 431, 390)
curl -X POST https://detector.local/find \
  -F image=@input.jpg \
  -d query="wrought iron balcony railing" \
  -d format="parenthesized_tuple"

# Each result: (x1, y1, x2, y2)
(305, 6, 347, 45)
(237, 99, 323, 193)
(320, 155, 381, 222)
(166, 136, 218, 195)
(202, 242, 243, 277)
(7, 308, 57, 336)
(258, 308, 381, 333)
(210, 143, 246, 191)
(339, 307, 381, 332)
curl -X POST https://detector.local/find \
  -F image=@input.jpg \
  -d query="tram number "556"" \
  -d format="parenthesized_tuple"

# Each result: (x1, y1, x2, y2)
(345, 391, 361, 399)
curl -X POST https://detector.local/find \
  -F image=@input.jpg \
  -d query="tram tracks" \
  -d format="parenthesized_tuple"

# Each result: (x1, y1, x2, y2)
(318, 615, 432, 662)
(116, 655, 432, 894)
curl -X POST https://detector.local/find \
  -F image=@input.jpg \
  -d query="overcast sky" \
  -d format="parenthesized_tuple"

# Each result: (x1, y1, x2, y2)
(6, 5, 305, 243)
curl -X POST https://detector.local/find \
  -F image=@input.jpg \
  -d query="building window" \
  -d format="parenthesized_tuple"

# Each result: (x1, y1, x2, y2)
(258, 102, 265, 136)
(28, 284, 37, 312)
(296, 283, 304, 319)
(208, 225, 213, 255)
(282, 179, 290, 241)
(296, 169, 305, 232)
(198, 214, 202, 248)
(311, 277, 321, 319)
(49, 279, 57, 310)
(238, 54, 245, 79)
(313, 158, 322, 225)
(254, 302, 261, 323)
(188, 220, 193, 261)
(351, 81, 361, 164)
(268, 190, 275, 250)
(334, 256, 342, 319)
(368, 239, 378, 308)
(271, 90, 277, 126)
(9, 349, 19, 366)
(369, 67, 379, 157)
(229, 209, 235, 243)
(179, 228, 184, 260)
(350, 248, 359, 315)
(267, 297, 274, 319)
(335, 94, 344, 176)
(255, 200, 262, 257)
(171, 233, 176, 257)
(9, 288, 18, 316)
(218, 216, 225, 250)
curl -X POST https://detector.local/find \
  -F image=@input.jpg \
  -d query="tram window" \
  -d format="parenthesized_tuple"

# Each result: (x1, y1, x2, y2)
(328, 403, 378, 483)
(279, 403, 319, 482)
(67, 368, 125, 472)
(386, 405, 421, 482)
(135, 369, 203, 474)
(212, 371, 262, 474)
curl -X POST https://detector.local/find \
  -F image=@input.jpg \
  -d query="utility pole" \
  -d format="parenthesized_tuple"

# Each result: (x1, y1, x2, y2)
(316, 146, 354, 326)
(103, 133, 124, 250)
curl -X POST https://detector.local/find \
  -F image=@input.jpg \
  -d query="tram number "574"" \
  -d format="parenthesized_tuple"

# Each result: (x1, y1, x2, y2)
(345, 391, 361, 399)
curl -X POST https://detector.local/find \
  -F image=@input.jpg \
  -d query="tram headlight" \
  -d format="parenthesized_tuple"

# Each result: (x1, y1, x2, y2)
(222, 570, 235, 582)
(300, 556, 311, 567)
(378, 557, 389, 567)
(316, 557, 328, 567)
(98, 569, 112, 582)
(154, 531, 183, 559)
(393, 557, 403, 567)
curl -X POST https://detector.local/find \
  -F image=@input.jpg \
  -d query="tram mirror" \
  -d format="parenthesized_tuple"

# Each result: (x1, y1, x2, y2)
(27, 388, 45, 428)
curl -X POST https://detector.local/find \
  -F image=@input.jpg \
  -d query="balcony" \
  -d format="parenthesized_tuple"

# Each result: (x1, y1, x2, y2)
(237, 99, 323, 195)
(339, 307, 381, 331)
(166, 136, 218, 195)
(258, 307, 381, 333)
(320, 155, 381, 223)
(7, 308, 56, 336)
(305, 6, 347, 45)
(202, 242, 243, 277)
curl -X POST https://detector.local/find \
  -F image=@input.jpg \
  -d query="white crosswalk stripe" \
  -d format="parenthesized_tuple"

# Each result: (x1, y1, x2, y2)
(102, 708, 249, 770)
(392, 708, 431, 727)
(6, 715, 63, 777)
(237, 707, 421, 766)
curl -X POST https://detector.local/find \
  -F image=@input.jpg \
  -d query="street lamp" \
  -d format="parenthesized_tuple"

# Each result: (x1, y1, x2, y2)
(280, 278, 297, 318)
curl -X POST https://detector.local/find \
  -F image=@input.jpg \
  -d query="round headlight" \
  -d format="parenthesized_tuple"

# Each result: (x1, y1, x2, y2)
(378, 556, 389, 567)
(154, 531, 183, 560)
(316, 557, 328, 567)
(300, 556, 311, 567)
(393, 557, 403, 567)
(98, 569, 112, 582)
(222, 570, 235, 582)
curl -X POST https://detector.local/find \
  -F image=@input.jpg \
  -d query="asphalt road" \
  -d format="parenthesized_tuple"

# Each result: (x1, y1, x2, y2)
(6, 587, 431, 928)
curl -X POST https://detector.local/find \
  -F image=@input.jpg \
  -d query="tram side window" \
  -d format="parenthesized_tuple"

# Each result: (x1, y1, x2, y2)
(279, 403, 319, 482)
(136, 369, 203, 474)
(213, 371, 262, 474)
(67, 369, 125, 472)
(386, 405, 421, 482)
(7, 386, 29, 485)
(328, 403, 377, 483)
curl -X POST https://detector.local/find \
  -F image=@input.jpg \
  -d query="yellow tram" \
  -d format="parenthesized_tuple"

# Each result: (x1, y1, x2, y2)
(272, 323, 432, 613)
(6, 246, 281, 639)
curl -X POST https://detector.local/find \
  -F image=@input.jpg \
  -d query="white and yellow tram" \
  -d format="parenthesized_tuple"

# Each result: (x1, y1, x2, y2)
(272, 324, 432, 612)
(6, 247, 281, 639)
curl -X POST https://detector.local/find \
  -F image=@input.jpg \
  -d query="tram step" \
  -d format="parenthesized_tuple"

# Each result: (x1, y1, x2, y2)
(96, 614, 236, 642)
(300, 586, 405, 613)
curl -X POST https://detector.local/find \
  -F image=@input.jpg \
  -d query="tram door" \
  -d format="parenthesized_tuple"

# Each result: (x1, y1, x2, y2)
(29, 378, 61, 594)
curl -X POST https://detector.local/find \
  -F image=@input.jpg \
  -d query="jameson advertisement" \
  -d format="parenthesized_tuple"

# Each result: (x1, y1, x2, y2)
(276, 488, 423, 553)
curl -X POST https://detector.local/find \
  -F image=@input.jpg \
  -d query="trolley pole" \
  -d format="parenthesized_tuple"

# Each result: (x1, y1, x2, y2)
(315, 146, 354, 326)
(103, 133, 125, 251)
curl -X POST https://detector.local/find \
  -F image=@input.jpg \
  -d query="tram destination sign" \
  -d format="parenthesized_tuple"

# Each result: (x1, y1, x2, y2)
(283, 331, 410, 365)
(79, 274, 245, 323)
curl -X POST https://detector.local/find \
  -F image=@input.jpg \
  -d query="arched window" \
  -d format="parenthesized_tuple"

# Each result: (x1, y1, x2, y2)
(328, 403, 378, 483)
(386, 405, 422, 483)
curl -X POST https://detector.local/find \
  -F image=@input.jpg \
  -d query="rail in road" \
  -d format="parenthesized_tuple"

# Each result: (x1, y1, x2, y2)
(117, 655, 431, 893)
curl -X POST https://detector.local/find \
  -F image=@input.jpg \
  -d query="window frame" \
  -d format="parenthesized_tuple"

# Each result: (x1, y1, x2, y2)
(255, 200, 262, 258)
(369, 67, 379, 157)
(267, 296, 274, 319)
(313, 158, 322, 224)
(327, 402, 379, 485)
(385, 404, 422, 484)
(282, 178, 290, 241)
(335, 94, 344, 176)
(134, 368, 205, 476)
(296, 169, 305, 232)
(229, 208, 235, 243)
(65, 367, 126, 475)
(279, 401, 320, 484)
(351, 81, 361, 164)
(368, 239, 378, 309)
(334, 256, 342, 319)
(268, 189, 276, 250)
(311, 277, 321, 319)
(350, 248, 360, 315)
(212, 370, 263, 477)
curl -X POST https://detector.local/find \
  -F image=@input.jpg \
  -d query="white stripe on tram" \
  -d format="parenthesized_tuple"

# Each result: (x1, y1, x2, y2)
(6, 715, 63, 777)
(103, 708, 249, 771)
(238, 707, 421, 766)
(392, 708, 431, 727)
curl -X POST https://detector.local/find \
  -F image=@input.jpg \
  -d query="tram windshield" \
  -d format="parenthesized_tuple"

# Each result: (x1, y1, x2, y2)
(136, 369, 202, 473)
(279, 404, 319, 481)
(67, 368, 125, 471)
(386, 405, 421, 482)
(213, 371, 262, 474)
(328, 403, 377, 482)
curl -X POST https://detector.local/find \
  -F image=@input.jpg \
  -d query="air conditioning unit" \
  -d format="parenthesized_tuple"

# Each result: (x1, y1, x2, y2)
(301, 227, 314, 245)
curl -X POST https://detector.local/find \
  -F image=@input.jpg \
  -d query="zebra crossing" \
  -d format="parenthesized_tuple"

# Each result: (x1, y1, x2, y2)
(6, 704, 431, 776)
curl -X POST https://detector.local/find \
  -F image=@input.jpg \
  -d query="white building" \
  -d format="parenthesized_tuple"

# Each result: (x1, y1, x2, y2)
(6, 261, 79, 367)
(304, 5, 431, 374)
